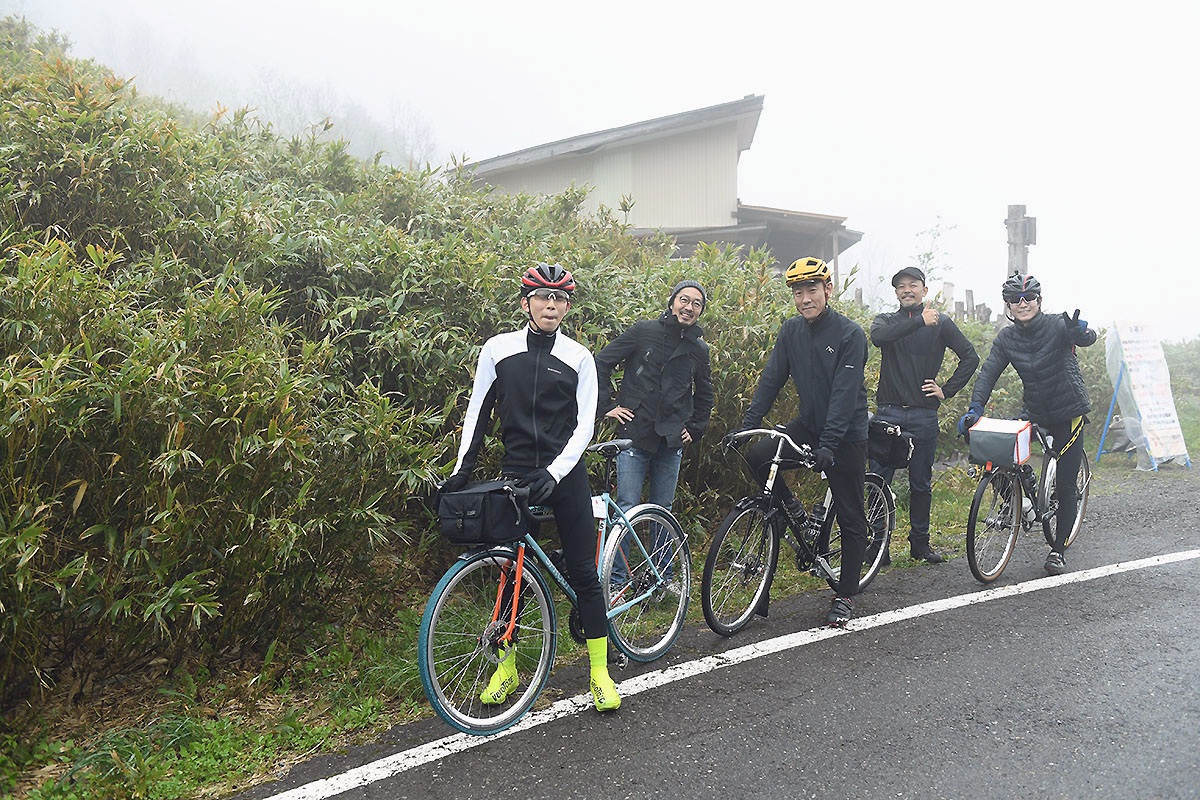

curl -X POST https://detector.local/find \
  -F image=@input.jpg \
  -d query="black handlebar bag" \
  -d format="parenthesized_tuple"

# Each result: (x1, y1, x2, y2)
(437, 480, 529, 546)
(867, 417, 915, 469)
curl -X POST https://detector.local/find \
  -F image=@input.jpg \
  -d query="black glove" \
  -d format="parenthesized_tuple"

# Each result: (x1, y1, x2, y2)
(1062, 309, 1090, 344)
(957, 403, 983, 437)
(517, 468, 557, 504)
(440, 472, 470, 494)
(812, 447, 835, 473)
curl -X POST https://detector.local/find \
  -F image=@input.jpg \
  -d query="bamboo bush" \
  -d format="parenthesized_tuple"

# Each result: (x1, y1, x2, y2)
(0, 15, 1119, 723)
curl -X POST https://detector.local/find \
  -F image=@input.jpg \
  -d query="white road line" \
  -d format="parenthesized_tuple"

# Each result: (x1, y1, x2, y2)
(261, 549, 1200, 800)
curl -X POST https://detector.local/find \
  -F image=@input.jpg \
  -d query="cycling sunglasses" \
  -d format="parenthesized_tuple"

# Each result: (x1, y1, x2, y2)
(1005, 291, 1041, 305)
(527, 288, 572, 303)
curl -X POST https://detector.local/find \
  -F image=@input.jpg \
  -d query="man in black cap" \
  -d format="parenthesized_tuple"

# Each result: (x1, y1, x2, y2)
(596, 279, 714, 520)
(870, 266, 979, 563)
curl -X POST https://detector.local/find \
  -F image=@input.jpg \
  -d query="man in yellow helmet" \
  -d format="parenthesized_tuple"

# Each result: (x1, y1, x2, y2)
(738, 257, 871, 626)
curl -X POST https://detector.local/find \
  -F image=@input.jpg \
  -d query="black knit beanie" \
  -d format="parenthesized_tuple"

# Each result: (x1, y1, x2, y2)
(667, 279, 707, 310)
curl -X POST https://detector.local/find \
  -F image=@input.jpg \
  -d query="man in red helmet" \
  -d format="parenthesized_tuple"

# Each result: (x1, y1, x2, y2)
(443, 262, 620, 712)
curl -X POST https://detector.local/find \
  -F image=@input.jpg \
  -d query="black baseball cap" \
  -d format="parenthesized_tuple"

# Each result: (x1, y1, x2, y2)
(891, 266, 926, 287)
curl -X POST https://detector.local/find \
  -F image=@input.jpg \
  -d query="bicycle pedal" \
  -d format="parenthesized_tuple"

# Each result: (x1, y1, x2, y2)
(812, 555, 839, 583)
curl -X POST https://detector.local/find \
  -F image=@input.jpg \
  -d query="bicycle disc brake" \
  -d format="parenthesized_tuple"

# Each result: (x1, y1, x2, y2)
(480, 620, 509, 664)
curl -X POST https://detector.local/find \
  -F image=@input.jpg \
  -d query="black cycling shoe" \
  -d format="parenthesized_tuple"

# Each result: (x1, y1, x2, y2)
(1044, 550, 1067, 575)
(825, 595, 853, 627)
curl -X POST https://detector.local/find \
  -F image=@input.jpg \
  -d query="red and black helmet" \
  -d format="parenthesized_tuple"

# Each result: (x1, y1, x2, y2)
(521, 262, 576, 296)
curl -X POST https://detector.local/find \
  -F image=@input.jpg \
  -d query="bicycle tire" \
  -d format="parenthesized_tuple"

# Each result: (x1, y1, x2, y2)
(601, 505, 691, 662)
(1040, 452, 1090, 549)
(701, 501, 779, 637)
(418, 548, 556, 735)
(966, 470, 1020, 583)
(815, 473, 895, 592)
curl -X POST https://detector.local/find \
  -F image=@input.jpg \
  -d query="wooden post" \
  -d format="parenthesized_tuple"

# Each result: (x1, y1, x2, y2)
(1006, 204, 1037, 278)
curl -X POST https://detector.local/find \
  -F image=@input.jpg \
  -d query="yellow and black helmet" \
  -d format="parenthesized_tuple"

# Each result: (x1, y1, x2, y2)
(785, 256, 831, 286)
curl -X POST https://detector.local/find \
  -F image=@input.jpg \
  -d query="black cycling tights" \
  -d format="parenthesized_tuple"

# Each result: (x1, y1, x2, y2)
(1045, 417, 1085, 553)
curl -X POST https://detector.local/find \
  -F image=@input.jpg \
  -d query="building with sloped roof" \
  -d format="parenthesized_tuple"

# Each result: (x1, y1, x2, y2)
(467, 95, 862, 283)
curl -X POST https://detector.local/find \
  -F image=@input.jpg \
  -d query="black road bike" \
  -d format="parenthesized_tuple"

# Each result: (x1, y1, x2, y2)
(701, 427, 895, 636)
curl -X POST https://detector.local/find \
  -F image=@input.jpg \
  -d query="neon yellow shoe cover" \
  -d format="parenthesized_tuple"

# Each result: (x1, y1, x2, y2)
(586, 637, 621, 711)
(479, 646, 519, 705)
(590, 673, 621, 711)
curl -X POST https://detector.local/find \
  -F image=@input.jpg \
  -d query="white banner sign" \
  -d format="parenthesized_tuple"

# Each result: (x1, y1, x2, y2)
(1105, 321, 1190, 469)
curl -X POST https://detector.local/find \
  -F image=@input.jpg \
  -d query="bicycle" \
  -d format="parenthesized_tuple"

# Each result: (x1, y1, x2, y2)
(701, 427, 896, 637)
(965, 420, 1091, 583)
(417, 438, 691, 735)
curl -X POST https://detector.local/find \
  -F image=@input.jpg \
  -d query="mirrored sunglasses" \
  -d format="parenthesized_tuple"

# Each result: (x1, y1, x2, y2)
(1006, 292, 1041, 305)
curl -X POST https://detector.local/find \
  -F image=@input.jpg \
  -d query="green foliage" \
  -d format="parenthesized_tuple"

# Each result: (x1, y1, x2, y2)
(0, 14, 784, 735)
(5, 14, 1194, 798)
(1163, 338, 1200, 451)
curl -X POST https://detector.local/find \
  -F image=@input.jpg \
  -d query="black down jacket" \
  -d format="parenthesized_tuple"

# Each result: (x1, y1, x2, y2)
(969, 310, 1098, 425)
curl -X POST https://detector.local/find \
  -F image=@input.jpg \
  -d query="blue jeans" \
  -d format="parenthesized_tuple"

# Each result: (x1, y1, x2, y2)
(611, 442, 683, 582)
(870, 405, 940, 549)
(616, 442, 683, 513)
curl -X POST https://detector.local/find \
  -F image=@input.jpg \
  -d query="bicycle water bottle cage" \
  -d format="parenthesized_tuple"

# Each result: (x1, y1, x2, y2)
(1019, 464, 1038, 497)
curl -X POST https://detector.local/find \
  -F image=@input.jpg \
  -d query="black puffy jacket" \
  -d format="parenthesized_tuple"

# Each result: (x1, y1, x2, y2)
(969, 310, 1097, 425)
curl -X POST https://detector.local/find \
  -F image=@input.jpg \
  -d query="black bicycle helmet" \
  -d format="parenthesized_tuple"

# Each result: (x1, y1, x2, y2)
(520, 262, 576, 296)
(1001, 273, 1042, 303)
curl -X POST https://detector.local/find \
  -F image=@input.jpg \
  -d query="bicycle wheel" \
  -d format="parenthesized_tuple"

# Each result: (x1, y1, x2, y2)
(1041, 452, 1091, 549)
(418, 548, 556, 735)
(701, 502, 779, 637)
(966, 470, 1020, 583)
(601, 505, 691, 662)
(816, 473, 895, 592)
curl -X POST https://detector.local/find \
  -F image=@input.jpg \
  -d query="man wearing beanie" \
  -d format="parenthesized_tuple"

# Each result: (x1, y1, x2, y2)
(870, 266, 979, 563)
(596, 279, 714, 526)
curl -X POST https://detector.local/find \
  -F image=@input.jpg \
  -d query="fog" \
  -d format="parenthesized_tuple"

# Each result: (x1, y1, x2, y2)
(4, 0, 1198, 342)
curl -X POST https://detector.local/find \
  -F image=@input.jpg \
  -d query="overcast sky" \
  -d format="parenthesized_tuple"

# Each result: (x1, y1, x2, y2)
(6, 0, 1198, 342)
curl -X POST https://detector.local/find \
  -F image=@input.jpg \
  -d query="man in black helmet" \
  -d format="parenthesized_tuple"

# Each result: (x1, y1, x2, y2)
(958, 273, 1096, 575)
(595, 279, 714, 521)
(870, 266, 979, 564)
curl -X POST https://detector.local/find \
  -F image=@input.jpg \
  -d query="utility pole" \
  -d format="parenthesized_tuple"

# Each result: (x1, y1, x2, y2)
(1005, 204, 1036, 277)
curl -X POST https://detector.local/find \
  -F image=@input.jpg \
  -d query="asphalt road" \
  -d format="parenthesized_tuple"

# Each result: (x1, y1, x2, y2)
(235, 464, 1200, 800)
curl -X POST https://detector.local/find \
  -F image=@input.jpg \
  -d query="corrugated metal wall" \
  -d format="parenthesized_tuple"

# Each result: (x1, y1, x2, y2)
(627, 124, 738, 228)
(483, 123, 740, 229)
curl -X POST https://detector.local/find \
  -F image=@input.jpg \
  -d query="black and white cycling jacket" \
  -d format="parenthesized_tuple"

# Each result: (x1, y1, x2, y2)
(453, 326, 597, 482)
